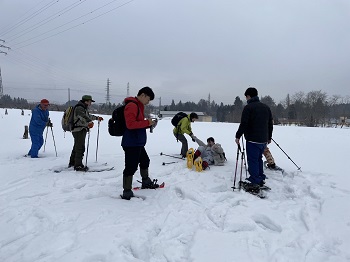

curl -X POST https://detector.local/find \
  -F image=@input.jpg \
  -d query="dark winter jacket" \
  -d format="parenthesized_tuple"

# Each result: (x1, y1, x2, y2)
(29, 104, 49, 135)
(72, 101, 98, 133)
(235, 96, 273, 143)
(121, 97, 150, 147)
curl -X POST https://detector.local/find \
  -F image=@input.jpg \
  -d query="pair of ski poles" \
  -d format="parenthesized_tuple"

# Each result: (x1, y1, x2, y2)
(43, 123, 57, 157)
(232, 137, 248, 191)
(160, 152, 184, 165)
(232, 137, 302, 190)
(85, 120, 101, 168)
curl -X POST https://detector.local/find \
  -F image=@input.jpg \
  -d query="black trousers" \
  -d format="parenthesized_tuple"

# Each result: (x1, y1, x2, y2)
(174, 133, 188, 158)
(69, 129, 87, 167)
(122, 146, 150, 177)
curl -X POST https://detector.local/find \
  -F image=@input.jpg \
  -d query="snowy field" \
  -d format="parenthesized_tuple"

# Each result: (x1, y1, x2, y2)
(1, 108, 350, 262)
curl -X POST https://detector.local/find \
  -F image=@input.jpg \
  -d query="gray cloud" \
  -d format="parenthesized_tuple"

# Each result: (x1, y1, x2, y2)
(1, 0, 349, 105)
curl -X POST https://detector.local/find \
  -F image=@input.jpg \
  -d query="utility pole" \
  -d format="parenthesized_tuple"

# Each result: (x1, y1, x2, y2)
(0, 40, 10, 98)
(208, 93, 211, 110)
(158, 97, 161, 115)
(68, 88, 71, 106)
(106, 78, 111, 104)
(0, 39, 10, 55)
(127, 82, 130, 97)
(0, 67, 3, 98)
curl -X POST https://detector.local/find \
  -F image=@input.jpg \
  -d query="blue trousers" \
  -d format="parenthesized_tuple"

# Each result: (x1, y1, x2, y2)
(246, 141, 266, 184)
(28, 132, 44, 158)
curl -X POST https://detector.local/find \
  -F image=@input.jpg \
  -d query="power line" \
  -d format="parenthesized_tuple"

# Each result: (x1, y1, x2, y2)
(6, 0, 88, 42)
(3, 49, 104, 88)
(11, 0, 135, 49)
(0, 0, 60, 37)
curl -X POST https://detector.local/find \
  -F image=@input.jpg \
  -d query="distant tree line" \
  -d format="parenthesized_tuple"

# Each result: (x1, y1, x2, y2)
(2, 90, 350, 127)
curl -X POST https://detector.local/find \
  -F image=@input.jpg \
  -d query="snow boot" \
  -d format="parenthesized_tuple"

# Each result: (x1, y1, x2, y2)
(121, 189, 134, 200)
(141, 177, 160, 189)
(74, 165, 88, 171)
(241, 181, 260, 193)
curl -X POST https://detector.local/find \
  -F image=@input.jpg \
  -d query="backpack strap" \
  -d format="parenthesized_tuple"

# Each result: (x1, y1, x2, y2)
(71, 104, 85, 129)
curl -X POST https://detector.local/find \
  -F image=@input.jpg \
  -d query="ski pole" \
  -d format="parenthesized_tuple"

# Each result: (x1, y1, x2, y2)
(232, 144, 241, 191)
(50, 126, 57, 157)
(272, 138, 301, 171)
(43, 126, 49, 152)
(160, 152, 184, 159)
(85, 130, 90, 171)
(239, 143, 244, 188)
(95, 120, 100, 162)
(162, 161, 178, 165)
(241, 137, 248, 179)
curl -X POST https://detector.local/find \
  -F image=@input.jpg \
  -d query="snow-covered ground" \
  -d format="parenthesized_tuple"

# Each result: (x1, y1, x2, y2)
(1, 108, 350, 262)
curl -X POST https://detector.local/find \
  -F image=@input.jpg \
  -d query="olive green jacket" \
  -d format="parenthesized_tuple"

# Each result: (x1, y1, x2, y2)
(72, 101, 98, 132)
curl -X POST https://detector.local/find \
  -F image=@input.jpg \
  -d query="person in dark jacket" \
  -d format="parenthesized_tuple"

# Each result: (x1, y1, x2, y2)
(68, 95, 104, 171)
(27, 99, 51, 158)
(173, 112, 198, 158)
(121, 86, 159, 200)
(235, 87, 273, 190)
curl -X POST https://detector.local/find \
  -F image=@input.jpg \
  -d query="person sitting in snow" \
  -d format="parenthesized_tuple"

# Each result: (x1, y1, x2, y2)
(192, 136, 226, 170)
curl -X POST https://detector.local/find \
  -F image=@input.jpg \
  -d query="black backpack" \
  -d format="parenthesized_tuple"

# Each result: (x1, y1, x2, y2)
(171, 112, 188, 127)
(108, 101, 139, 136)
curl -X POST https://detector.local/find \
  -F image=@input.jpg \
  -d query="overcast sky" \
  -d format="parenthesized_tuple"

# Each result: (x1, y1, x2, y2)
(0, 0, 349, 106)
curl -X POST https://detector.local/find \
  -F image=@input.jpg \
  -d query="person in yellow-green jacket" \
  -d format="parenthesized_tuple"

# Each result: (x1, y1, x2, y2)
(173, 112, 198, 158)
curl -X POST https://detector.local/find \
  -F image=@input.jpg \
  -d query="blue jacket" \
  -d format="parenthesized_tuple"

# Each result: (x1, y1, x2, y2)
(29, 104, 49, 135)
(121, 97, 150, 147)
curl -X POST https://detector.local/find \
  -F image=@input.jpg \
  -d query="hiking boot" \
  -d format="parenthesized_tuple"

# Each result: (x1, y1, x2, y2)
(259, 180, 266, 187)
(193, 150, 201, 163)
(141, 177, 160, 189)
(202, 161, 209, 170)
(74, 165, 89, 171)
(241, 181, 260, 193)
(267, 163, 276, 169)
(121, 190, 134, 200)
(68, 163, 74, 168)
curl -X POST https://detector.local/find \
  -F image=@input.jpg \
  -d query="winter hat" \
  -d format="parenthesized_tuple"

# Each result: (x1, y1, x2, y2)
(40, 99, 50, 105)
(82, 95, 95, 102)
(244, 87, 258, 98)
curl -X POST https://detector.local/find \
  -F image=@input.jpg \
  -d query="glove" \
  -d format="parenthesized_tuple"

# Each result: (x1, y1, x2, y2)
(191, 134, 196, 142)
(88, 122, 94, 128)
(152, 119, 158, 128)
(98, 116, 104, 121)
(47, 119, 53, 127)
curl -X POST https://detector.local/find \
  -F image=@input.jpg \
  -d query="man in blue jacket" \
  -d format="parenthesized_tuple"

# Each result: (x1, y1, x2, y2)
(235, 87, 273, 191)
(27, 99, 51, 158)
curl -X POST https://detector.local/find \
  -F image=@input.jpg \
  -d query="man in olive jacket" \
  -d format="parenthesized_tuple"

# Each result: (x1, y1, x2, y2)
(235, 87, 273, 189)
(173, 112, 198, 158)
(69, 95, 104, 171)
